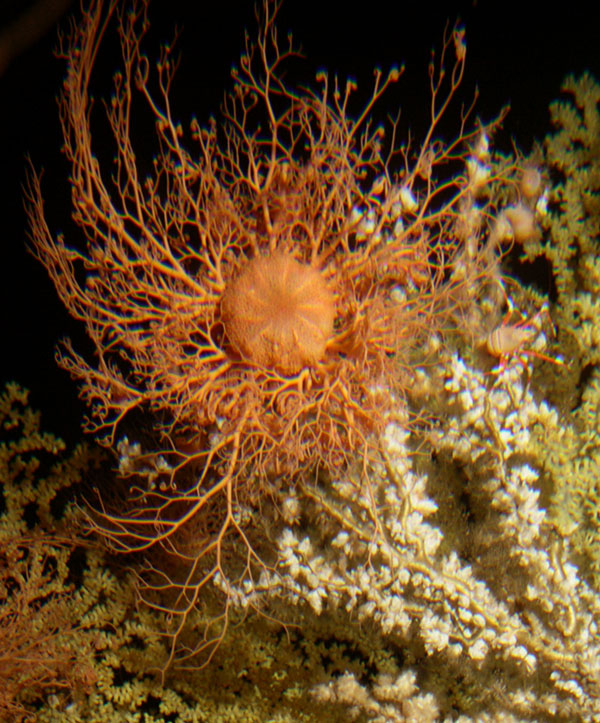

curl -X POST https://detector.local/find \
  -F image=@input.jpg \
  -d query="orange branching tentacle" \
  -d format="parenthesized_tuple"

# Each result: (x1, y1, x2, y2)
(26, 0, 519, 669)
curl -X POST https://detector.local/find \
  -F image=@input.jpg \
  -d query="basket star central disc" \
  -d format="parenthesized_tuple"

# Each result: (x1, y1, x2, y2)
(221, 252, 336, 374)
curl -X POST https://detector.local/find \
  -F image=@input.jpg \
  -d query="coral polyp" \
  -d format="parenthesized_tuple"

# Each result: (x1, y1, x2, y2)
(221, 252, 335, 374)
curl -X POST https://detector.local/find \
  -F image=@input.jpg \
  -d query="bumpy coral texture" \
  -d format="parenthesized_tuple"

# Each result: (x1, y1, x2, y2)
(233, 354, 600, 720)
(516, 73, 600, 589)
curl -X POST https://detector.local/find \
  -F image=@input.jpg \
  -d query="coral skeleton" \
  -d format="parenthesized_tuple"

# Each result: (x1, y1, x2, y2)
(232, 353, 600, 720)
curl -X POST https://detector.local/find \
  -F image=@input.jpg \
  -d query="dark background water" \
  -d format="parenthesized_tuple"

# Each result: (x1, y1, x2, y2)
(1, 0, 598, 446)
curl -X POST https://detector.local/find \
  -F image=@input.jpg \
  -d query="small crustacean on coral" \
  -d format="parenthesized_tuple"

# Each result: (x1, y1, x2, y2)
(26, 0, 520, 667)
(482, 295, 564, 380)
